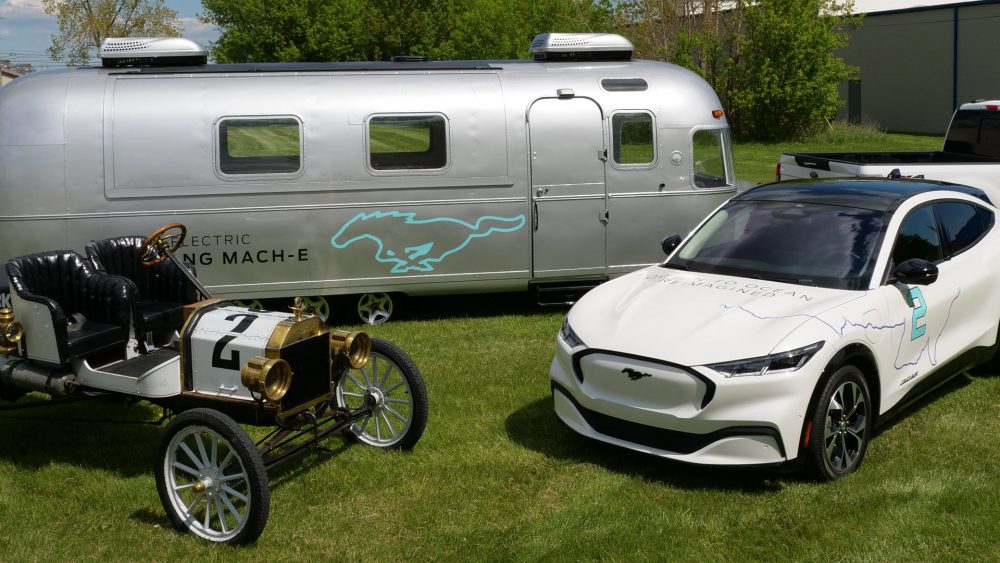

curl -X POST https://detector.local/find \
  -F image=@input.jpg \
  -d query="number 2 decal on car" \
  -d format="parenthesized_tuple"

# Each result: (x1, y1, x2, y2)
(211, 313, 259, 370)
(908, 287, 927, 341)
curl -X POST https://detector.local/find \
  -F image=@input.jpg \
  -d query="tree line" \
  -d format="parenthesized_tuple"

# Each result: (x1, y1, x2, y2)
(42, 0, 860, 141)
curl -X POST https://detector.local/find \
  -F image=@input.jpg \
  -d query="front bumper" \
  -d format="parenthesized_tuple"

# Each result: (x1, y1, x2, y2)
(549, 337, 819, 466)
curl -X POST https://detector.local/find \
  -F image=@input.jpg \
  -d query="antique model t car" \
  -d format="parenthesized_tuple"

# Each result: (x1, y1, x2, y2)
(0, 224, 428, 545)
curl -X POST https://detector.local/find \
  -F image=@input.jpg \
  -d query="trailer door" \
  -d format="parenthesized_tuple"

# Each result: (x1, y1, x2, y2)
(529, 97, 607, 278)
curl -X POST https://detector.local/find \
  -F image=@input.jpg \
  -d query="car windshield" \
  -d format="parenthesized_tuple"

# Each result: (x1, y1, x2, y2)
(665, 199, 888, 290)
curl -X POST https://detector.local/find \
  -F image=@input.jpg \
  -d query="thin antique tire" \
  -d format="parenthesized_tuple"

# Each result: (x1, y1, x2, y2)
(155, 408, 270, 545)
(335, 338, 428, 450)
(805, 365, 872, 481)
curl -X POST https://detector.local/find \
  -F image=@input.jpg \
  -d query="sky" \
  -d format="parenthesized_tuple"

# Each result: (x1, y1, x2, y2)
(0, 0, 220, 69)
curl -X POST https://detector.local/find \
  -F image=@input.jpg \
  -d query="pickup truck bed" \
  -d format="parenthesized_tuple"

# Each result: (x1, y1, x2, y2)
(778, 101, 1000, 202)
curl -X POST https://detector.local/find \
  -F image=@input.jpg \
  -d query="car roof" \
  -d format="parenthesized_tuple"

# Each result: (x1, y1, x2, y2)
(736, 178, 991, 212)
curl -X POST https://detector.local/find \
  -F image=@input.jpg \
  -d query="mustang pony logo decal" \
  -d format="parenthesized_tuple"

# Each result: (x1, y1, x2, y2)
(331, 211, 526, 273)
(621, 367, 652, 381)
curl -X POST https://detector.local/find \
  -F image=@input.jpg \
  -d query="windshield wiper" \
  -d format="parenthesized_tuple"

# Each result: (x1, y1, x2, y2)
(660, 261, 696, 272)
(749, 273, 813, 285)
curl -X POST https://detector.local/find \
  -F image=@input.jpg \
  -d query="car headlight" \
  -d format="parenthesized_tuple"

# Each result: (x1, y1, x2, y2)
(559, 318, 585, 348)
(706, 341, 824, 378)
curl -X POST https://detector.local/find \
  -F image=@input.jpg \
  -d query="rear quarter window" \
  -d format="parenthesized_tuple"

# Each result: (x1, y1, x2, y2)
(935, 201, 993, 256)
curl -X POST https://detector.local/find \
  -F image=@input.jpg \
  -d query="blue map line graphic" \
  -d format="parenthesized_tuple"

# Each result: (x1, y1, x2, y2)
(720, 286, 961, 372)
(892, 287, 960, 370)
(718, 304, 904, 337)
(330, 211, 526, 273)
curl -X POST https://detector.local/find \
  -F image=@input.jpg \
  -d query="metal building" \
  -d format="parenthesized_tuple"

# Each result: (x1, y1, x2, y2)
(838, 0, 1000, 134)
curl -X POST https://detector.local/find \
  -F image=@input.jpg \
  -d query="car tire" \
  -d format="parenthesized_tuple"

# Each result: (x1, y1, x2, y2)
(155, 408, 270, 545)
(804, 365, 872, 481)
(335, 338, 428, 450)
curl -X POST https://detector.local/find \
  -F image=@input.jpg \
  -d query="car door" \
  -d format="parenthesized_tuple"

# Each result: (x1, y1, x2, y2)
(880, 200, 994, 401)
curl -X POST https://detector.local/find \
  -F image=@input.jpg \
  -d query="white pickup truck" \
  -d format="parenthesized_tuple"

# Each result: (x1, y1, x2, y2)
(778, 101, 1000, 201)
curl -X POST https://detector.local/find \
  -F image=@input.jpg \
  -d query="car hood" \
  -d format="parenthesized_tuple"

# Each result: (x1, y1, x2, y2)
(569, 267, 864, 366)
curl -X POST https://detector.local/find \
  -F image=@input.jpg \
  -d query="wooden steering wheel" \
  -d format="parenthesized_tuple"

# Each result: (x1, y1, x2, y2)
(139, 223, 187, 267)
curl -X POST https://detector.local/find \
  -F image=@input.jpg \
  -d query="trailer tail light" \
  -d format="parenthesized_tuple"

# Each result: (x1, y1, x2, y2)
(712, 109, 724, 119)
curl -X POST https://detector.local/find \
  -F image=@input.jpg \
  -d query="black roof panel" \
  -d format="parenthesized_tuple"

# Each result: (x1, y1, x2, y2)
(736, 178, 990, 212)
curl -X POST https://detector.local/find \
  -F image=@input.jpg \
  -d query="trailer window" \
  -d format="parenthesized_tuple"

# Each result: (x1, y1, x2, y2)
(369, 115, 448, 170)
(611, 112, 654, 165)
(218, 118, 301, 175)
(692, 129, 729, 188)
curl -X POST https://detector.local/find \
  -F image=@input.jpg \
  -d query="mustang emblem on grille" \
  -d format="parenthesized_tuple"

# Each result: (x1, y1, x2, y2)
(622, 367, 652, 381)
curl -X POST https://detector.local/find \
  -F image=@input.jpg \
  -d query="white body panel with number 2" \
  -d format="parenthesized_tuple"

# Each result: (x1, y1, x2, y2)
(188, 306, 289, 399)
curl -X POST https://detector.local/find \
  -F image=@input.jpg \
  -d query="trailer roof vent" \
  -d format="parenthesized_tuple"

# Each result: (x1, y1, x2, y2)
(530, 33, 633, 62)
(99, 37, 207, 67)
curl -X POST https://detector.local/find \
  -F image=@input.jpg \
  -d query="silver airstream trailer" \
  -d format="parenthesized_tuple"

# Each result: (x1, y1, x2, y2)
(0, 33, 737, 323)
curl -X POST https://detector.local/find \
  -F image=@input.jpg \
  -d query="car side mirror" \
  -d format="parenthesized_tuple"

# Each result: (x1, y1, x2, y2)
(661, 234, 682, 256)
(894, 258, 938, 285)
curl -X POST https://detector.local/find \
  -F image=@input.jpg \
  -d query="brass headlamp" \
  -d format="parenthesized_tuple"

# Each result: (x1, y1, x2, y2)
(330, 330, 370, 369)
(241, 356, 293, 402)
(0, 308, 24, 356)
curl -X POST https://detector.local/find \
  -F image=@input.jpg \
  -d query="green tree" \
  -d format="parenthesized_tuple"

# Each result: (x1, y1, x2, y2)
(616, 0, 859, 140)
(733, 0, 858, 140)
(42, 0, 180, 66)
(200, 0, 613, 63)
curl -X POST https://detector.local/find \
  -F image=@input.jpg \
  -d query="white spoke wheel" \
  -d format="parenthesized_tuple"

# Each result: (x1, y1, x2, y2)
(335, 338, 427, 450)
(301, 296, 331, 322)
(155, 408, 269, 545)
(805, 365, 872, 481)
(356, 293, 394, 325)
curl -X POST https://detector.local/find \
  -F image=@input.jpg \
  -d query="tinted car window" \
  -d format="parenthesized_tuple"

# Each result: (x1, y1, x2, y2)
(668, 200, 887, 290)
(943, 109, 1000, 158)
(935, 202, 987, 256)
(892, 205, 942, 264)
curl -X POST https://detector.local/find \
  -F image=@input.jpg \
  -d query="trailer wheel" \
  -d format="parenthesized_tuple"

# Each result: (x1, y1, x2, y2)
(156, 408, 270, 545)
(335, 338, 427, 450)
(301, 296, 331, 322)
(231, 299, 264, 312)
(355, 292, 394, 325)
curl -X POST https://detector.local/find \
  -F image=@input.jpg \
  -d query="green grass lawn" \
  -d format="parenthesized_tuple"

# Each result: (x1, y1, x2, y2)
(2, 133, 997, 560)
(735, 132, 944, 185)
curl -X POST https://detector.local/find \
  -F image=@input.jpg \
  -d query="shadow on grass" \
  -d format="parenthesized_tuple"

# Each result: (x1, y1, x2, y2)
(0, 395, 163, 477)
(264, 438, 354, 490)
(369, 292, 570, 323)
(507, 373, 979, 492)
(872, 372, 973, 437)
(505, 397, 788, 494)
